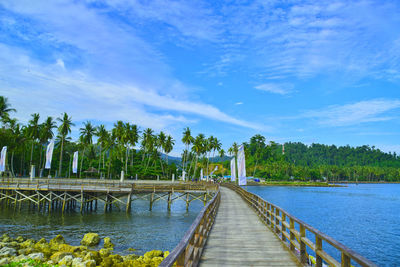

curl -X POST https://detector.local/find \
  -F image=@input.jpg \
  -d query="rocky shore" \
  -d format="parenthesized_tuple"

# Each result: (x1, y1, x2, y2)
(0, 233, 169, 267)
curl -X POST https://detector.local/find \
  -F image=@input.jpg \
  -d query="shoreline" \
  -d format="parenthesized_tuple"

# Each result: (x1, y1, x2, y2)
(245, 181, 344, 187)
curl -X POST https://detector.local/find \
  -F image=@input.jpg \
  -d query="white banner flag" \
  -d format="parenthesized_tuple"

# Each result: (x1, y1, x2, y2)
(0, 146, 7, 172)
(230, 157, 236, 182)
(237, 145, 246, 186)
(182, 170, 186, 181)
(45, 140, 55, 169)
(200, 169, 203, 180)
(72, 151, 78, 174)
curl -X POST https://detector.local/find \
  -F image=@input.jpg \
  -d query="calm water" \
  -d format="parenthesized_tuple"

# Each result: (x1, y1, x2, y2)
(0, 197, 204, 255)
(246, 184, 400, 266)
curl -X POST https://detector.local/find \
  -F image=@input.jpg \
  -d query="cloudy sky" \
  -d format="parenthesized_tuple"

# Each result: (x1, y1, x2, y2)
(1, 0, 400, 155)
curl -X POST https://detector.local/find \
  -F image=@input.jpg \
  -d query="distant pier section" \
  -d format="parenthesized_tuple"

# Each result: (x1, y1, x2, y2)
(0, 178, 218, 213)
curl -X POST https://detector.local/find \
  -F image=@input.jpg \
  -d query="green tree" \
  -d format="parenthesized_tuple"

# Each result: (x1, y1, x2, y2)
(79, 121, 95, 177)
(0, 96, 16, 122)
(57, 112, 74, 177)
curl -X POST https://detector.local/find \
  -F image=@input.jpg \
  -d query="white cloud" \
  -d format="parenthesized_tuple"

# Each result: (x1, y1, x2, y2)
(303, 99, 400, 127)
(0, 43, 264, 131)
(255, 83, 294, 95)
(235, 102, 243, 105)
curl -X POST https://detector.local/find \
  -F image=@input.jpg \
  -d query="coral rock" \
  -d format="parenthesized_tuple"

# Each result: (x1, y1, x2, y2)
(81, 233, 100, 247)
(103, 237, 114, 249)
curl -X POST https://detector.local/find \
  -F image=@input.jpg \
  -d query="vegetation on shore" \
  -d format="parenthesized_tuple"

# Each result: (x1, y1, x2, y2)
(222, 135, 400, 182)
(0, 233, 168, 267)
(245, 180, 343, 187)
(1, 95, 400, 182)
(0, 96, 224, 180)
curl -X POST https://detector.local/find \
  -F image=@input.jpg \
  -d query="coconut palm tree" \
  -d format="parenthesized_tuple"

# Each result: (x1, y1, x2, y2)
(181, 127, 194, 174)
(0, 96, 16, 122)
(219, 148, 225, 158)
(157, 131, 167, 176)
(164, 135, 174, 165)
(192, 133, 205, 179)
(164, 135, 175, 177)
(95, 124, 108, 175)
(127, 124, 139, 169)
(79, 121, 95, 177)
(28, 113, 40, 169)
(57, 112, 74, 177)
(142, 128, 155, 171)
(39, 117, 56, 173)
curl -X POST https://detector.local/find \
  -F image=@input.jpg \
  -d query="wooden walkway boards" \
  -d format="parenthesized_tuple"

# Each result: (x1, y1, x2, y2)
(199, 187, 301, 267)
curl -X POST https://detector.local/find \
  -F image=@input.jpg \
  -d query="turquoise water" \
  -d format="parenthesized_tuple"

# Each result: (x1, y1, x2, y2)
(0, 197, 204, 255)
(246, 184, 400, 266)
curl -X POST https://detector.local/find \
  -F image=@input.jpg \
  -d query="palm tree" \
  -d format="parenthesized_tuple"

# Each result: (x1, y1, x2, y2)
(28, 113, 40, 169)
(192, 134, 205, 179)
(182, 127, 194, 174)
(142, 128, 155, 171)
(95, 124, 108, 176)
(39, 117, 56, 173)
(164, 135, 175, 177)
(112, 121, 127, 173)
(9, 121, 25, 177)
(79, 121, 95, 177)
(219, 148, 225, 158)
(157, 131, 167, 177)
(127, 124, 139, 169)
(164, 135, 174, 165)
(57, 112, 74, 177)
(0, 96, 16, 122)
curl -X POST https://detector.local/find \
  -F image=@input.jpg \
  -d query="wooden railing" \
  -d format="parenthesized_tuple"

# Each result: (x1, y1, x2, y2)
(160, 187, 221, 267)
(0, 178, 218, 192)
(223, 183, 377, 267)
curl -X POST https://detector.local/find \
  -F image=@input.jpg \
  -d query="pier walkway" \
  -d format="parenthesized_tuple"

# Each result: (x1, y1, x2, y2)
(199, 187, 300, 266)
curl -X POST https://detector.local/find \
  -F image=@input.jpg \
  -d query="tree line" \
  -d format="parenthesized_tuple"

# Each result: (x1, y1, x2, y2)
(2, 95, 399, 181)
(224, 135, 400, 182)
(0, 96, 225, 180)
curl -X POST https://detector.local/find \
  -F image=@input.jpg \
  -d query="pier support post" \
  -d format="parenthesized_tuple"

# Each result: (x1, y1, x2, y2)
(126, 191, 132, 213)
(186, 193, 189, 211)
(149, 192, 154, 211)
(80, 191, 84, 213)
(62, 193, 66, 213)
(167, 192, 171, 211)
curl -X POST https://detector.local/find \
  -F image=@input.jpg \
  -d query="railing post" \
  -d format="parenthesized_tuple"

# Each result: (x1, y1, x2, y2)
(341, 252, 351, 267)
(281, 213, 286, 242)
(289, 218, 295, 251)
(266, 203, 271, 225)
(300, 225, 307, 264)
(275, 208, 280, 234)
(316, 236, 322, 267)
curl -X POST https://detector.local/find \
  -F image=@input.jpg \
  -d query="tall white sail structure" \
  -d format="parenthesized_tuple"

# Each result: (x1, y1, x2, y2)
(45, 140, 55, 169)
(230, 157, 236, 182)
(0, 146, 7, 172)
(72, 151, 78, 174)
(237, 145, 246, 186)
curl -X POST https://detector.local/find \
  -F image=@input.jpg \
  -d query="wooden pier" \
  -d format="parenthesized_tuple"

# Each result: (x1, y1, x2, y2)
(161, 183, 378, 267)
(0, 178, 218, 213)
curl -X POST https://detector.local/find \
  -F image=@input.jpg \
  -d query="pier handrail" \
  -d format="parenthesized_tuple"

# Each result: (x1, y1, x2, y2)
(0, 178, 218, 192)
(223, 183, 378, 267)
(160, 187, 221, 267)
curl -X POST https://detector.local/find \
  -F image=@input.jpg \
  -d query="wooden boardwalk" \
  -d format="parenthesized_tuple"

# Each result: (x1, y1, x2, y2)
(199, 187, 301, 267)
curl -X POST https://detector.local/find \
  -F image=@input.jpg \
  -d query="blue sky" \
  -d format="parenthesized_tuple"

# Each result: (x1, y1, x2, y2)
(1, 0, 400, 156)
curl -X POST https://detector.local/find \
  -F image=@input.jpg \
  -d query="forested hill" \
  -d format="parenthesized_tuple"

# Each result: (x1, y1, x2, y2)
(236, 135, 400, 181)
(283, 142, 400, 168)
